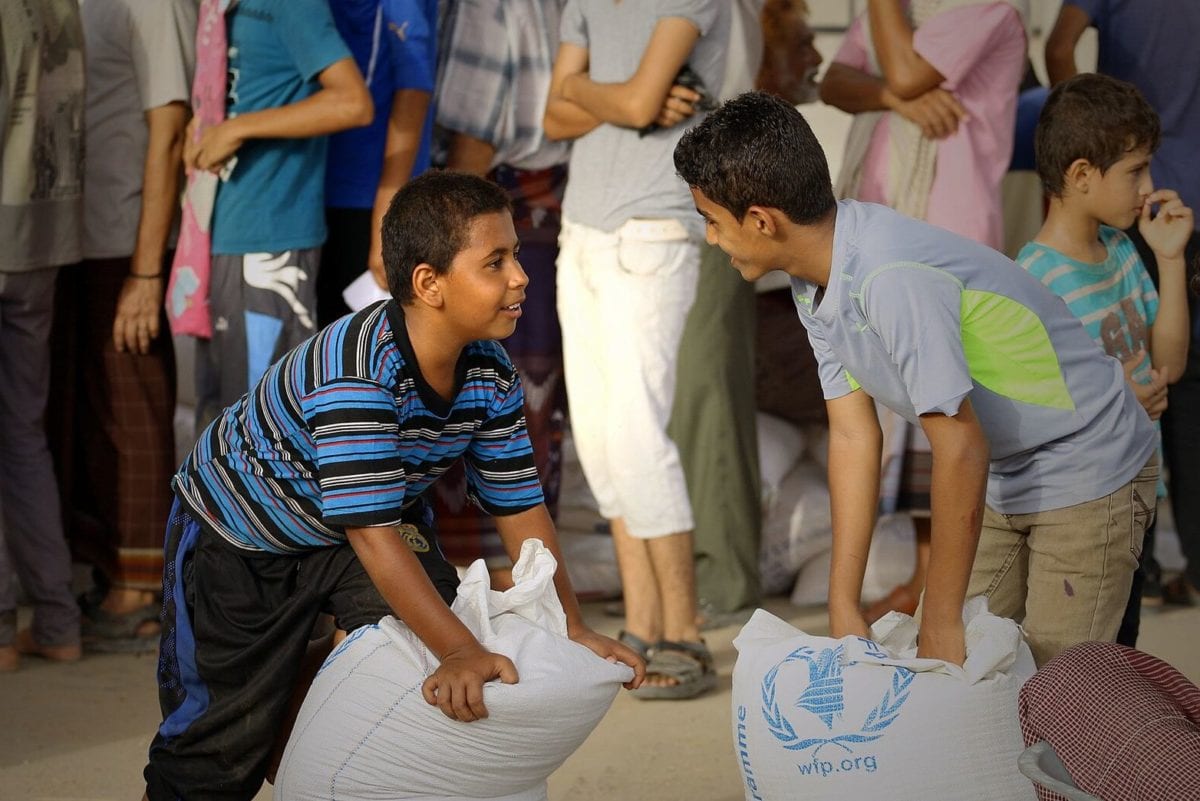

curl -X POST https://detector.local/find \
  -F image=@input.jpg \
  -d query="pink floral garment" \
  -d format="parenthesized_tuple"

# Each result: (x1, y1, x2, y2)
(166, 0, 227, 337)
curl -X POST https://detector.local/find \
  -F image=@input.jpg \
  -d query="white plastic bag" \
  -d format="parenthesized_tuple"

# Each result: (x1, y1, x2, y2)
(788, 513, 915, 606)
(759, 460, 832, 595)
(731, 598, 1037, 801)
(274, 539, 633, 801)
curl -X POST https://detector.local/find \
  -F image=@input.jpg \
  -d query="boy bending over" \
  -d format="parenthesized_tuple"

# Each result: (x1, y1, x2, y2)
(1019, 73, 1192, 639)
(673, 92, 1158, 666)
(141, 172, 644, 801)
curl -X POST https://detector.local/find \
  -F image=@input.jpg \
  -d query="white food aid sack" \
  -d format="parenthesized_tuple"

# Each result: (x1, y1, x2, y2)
(274, 540, 633, 801)
(731, 598, 1037, 801)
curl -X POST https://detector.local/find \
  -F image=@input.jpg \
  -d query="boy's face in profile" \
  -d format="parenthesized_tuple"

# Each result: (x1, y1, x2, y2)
(1084, 146, 1154, 230)
(690, 187, 776, 282)
(438, 211, 527, 341)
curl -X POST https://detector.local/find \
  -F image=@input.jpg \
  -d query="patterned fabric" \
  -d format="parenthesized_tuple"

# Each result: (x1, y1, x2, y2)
(48, 258, 177, 591)
(435, 0, 568, 171)
(1019, 641, 1200, 801)
(1019, 227, 1159, 383)
(175, 301, 544, 554)
(167, 0, 227, 338)
(193, 248, 323, 428)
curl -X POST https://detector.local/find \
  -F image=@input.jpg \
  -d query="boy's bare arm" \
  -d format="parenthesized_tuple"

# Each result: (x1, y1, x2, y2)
(445, 133, 498, 177)
(916, 401, 989, 666)
(1141, 189, 1194, 380)
(367, 88, 432, 288)
(186, 57, 373, 173)
(866, 0, 949, 99)
(825, 390, 883, 641)
(113, 101, 188, 355)
(544, 43, 603, 141)
(346, 525, 517, 722)
(493, 504, 645, 688)
(820, 62, 966, 139)
(559, 17, 700, 130)
(1044, 4, 1091, 86)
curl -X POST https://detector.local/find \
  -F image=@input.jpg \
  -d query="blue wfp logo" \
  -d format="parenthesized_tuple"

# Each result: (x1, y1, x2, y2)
(760, 639, 913, 777)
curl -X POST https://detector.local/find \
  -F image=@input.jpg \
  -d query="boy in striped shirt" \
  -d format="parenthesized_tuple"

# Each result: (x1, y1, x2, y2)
(143, 172, 644, 801)
(1018, 74, 1192, 643)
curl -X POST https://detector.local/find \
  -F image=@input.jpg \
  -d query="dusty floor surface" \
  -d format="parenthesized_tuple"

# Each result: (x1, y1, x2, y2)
(2, 594, 1197, 801)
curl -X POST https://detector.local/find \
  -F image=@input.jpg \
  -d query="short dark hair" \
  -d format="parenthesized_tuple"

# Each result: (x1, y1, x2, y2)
(673, 91, 835, 224)
(1035, 73, 1161, 198)
(381, 170, 513, 303)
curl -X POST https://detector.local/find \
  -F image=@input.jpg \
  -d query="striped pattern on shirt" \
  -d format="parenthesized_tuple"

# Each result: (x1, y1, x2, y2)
(173, 301, 544, 554)
(1018, 226, 1159, 384)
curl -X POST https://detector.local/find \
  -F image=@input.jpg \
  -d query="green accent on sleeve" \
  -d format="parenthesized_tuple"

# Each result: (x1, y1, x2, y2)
(959, 290, 1075, 411)
(845, 370, 861, 392)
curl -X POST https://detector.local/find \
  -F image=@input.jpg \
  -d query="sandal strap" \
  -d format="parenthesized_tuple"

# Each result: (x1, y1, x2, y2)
(618, 629, 654, 659)
(651, 639, 714, 673)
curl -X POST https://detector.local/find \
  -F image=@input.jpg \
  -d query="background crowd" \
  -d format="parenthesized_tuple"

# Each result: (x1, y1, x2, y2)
(1, 0, 1196, 699)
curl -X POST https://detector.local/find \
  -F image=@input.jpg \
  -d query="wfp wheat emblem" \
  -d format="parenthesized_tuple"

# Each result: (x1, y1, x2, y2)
(762, 640, 914, 756)
(396, 523, 430, 553)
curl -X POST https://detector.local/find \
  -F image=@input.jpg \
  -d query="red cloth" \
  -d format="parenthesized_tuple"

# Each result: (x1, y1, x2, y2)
(1019, 641, 1200, 801)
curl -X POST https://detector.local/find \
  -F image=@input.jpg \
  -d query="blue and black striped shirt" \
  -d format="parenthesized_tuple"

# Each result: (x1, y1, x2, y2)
(174, 301, 543, 553)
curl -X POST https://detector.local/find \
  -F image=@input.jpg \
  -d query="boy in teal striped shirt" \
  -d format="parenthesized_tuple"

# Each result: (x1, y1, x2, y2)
(1019, 73, 1193, 642)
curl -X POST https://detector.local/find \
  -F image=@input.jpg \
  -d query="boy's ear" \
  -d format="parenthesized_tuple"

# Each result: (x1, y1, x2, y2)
(1066, 158, 1095, 194)
(745, 205, 779, 237)
(411, 263, 445, 308)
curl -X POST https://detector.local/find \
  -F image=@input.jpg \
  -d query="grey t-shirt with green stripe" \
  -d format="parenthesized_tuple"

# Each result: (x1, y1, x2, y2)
(792, 200, 1156, 514)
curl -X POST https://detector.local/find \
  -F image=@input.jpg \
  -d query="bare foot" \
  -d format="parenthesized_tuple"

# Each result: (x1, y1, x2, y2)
(15, 629, 81, 663)
(100, 589, 162, 638)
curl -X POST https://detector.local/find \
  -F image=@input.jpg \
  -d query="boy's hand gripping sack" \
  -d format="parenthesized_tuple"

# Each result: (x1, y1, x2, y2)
(730, 597, 1038, 801)
(274, 539, 632, 801)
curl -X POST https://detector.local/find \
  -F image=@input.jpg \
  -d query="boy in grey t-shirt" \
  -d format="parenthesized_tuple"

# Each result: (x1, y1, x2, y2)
(675, 92, 1158, 666)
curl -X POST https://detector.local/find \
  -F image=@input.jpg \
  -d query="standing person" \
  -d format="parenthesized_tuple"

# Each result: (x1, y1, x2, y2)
(674, 0, 824, 625)
(668, 0, 764, 626)
(186, 0, 373, 429)
(47, 0, 196, 654)
(0, 0, 85, 671)
(1046, 0, 1200, 608)
(317, 0, 438, 327)
(543, 0, 729, 698)
(819, 0, 1028, 621)
(1017, 74, 1191, 647)
(432, 0, 570, 588)
(675, 91, 1158, 667)
(139, 171, 643, 801)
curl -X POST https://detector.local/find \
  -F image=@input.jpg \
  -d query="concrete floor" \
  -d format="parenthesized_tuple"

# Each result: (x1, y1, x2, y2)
(2, 595, 1197, 801)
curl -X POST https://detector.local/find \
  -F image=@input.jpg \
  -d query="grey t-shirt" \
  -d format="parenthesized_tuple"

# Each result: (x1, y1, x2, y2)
(0, 0, 84, 272)
(81, 0, 196, 260)
(792, 201, 1157, 514)
(559, 0, 728, 237)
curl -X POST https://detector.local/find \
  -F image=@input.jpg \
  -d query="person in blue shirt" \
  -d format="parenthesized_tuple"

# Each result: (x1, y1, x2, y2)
(140, 172, 644, 801)
(317, 0, 439, 326)
(184, 0, 373, 430)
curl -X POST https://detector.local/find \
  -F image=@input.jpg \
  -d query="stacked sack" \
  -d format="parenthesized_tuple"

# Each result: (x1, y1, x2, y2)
(731, 598, 1037, 801)
(274, 539, 633, 801)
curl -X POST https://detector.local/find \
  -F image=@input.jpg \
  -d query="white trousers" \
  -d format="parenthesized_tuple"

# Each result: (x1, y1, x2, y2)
(556, 217, 699, 538)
